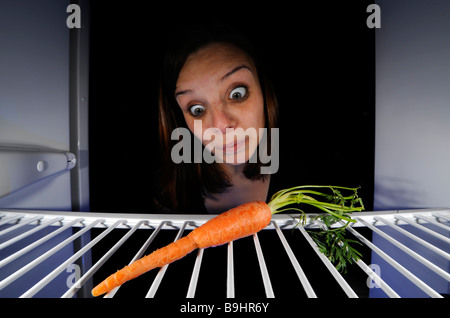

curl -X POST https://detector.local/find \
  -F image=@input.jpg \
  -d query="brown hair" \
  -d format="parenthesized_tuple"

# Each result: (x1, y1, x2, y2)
(156, 23, 279, 213)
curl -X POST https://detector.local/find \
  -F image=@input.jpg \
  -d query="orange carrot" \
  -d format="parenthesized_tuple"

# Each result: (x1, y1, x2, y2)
(91, 201, 271, 296)
(92, 186, 364, 297)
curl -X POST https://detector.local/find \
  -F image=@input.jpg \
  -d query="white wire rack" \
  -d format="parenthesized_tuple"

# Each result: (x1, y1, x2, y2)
(0, 208, 449, 298)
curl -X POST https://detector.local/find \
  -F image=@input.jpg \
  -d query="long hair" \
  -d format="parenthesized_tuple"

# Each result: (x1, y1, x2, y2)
(156, 23, 279, 213)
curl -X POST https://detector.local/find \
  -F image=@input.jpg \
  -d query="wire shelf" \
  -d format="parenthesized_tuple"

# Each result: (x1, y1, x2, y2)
(0, 208, 449, 298)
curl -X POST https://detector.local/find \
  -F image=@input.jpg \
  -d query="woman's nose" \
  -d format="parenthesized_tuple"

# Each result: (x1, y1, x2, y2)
(211, 108, 235, 133)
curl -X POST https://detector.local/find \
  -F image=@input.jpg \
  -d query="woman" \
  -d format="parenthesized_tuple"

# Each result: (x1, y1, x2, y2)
(155, 23, 279, 214)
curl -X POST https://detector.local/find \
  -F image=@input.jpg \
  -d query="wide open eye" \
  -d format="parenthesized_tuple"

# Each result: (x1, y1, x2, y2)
(189, 104, 206, 117)
(229, 86, 247, 100)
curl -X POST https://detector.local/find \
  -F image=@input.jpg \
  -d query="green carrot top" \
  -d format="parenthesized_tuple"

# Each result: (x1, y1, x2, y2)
(267, 185, 365, 273)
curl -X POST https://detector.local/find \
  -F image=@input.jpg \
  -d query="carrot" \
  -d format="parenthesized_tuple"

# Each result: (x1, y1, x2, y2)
(91, 186, 364, 297)
(92, 201, 271, 296)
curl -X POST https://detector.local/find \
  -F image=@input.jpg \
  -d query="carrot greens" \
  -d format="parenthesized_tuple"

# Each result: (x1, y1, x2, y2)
(268, 185, 365, 273)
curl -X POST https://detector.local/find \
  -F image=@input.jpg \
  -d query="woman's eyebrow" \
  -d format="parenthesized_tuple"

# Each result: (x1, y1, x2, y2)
(175, 89, 193, 98)
(221, 64, 252, 81)
(175, 65, 252, 98)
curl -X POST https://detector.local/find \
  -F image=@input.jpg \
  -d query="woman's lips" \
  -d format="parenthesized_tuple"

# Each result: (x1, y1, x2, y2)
(223, 139, 245, 154)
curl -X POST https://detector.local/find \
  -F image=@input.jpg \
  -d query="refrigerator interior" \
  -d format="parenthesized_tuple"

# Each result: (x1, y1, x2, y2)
(1, 0, 450, 302)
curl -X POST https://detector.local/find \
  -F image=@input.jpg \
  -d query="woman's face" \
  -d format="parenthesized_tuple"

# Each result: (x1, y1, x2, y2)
(175, 43, 265, 165)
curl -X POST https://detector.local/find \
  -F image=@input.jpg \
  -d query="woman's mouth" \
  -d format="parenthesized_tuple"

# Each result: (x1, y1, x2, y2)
(223, 139, 245, 154)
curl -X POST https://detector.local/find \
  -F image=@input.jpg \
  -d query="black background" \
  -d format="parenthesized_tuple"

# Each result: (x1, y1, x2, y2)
(88, 1, 375, 213)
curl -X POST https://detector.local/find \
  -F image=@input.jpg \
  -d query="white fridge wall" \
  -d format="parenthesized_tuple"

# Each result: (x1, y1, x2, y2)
(0, 0, 80, 297)
(373, 0, 450, 297)
(0, 0, 72, 210)
(374, 0, 450, 210)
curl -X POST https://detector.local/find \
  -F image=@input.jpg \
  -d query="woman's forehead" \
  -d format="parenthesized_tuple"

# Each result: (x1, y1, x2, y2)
(177, 43, 256, 85)
(191, 42, 253, 62)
